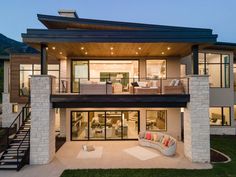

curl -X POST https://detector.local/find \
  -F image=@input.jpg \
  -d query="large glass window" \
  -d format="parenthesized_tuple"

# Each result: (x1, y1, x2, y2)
(146, 60, 166, 79)
(71, 110, 139, 140)
(146, 110, 167, 131)
(209, 107, 231, 126)
(19, 64, 60, 96)
(199, 53, 230, 88)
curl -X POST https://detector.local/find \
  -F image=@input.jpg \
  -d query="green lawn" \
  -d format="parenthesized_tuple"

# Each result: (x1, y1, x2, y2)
(60, 136, 235, 177)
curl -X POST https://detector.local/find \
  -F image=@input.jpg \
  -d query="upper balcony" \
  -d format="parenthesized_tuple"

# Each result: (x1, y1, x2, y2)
(51, 77, 190, 108)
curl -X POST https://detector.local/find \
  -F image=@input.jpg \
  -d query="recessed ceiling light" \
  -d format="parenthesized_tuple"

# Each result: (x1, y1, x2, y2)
(64, 57, 67, 59)
(138, 47, 142, 50)
(162, 52, 165, 55)
(167, 47, 171, 50)
(85, 52, 88, 55)
(135, 52, 139, 55)
(52, 47, 56, 50)
(110, 47, 114, 50)
(111, 52, 114, 55)
(81, 47, 84, 50)
(46, 47, 48, 50)
(59, 52, 63, 55)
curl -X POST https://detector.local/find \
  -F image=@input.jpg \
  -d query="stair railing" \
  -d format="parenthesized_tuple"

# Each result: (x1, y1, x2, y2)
(6, 102, 31, 148)
(16, 128, 30, 171)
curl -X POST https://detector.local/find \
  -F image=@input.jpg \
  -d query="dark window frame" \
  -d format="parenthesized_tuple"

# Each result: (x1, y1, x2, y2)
(209, 106, 231, 126)
(70, 110, 140, 141)
(146, 110, 167, 132)
(19, 64, 60, 97)
(198, 53, 230, 88)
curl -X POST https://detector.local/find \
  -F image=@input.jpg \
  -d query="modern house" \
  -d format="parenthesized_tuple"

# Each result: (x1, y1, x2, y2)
(1, 10, 236, 170)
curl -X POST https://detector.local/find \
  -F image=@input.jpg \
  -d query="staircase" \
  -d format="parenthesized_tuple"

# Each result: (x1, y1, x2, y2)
(0, 103, 31, 171)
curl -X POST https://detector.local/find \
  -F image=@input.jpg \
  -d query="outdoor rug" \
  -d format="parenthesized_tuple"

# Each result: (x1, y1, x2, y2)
(123, 146, 160, 160)
(77, 146, 103, 159)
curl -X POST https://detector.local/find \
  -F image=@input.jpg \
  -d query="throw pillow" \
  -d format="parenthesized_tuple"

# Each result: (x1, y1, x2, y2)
(153, 134, 158, 141)
(159, 135, 164, 142)
(87, 145, 95, 152)
(146, 132, 152, 140)
(131, 82, 139, 87)
(169, 79, 176, 86)
(164, 138, 170, 146)
(168, 139, 175, 147)
(174, 79, 180, 86)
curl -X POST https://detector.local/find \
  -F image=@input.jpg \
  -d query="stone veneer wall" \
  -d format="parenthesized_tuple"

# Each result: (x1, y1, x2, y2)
(2, 93, 23, 127)
(184, 75, 210, 163)
(210, 127, 236, 135)
(30, 75, 55, 164)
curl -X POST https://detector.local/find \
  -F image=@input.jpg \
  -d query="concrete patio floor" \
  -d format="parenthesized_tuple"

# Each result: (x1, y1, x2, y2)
(0, 141, 212, 177)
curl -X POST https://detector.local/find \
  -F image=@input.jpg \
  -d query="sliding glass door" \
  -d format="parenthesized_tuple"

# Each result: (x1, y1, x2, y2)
(71, 110, 139, 140)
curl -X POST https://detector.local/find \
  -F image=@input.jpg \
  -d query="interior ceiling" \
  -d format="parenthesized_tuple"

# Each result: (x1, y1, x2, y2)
(31, 42, 193, 59)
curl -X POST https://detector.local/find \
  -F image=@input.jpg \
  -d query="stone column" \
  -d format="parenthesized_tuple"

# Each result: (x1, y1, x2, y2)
(30, 75, 55, 164)
(184, 75, 210, 163)
(60, 108, 66, 137)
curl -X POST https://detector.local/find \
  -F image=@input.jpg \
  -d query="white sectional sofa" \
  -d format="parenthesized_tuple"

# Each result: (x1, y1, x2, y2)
(138, 131, 177, 156)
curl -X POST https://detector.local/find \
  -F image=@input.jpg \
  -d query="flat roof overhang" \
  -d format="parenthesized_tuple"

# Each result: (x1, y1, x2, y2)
(51, 94, 190, 108)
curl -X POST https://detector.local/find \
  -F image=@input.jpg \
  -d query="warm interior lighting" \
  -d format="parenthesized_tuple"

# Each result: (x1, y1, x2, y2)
(81, 47, 84, 50)
(111, 52, 114, 55)
(52, 47, 56, 50)
(85, 52, 88, 55)
(46, 47, 48, 50)
(135, 52, 139, 55)
(167, 47, 171, 50)
(138, 47, 142, 50)
(12, 104, 18, 113)
(162, 52, 165, 55)
(110, 47, 114, 50)
(59, 52, 63, 55)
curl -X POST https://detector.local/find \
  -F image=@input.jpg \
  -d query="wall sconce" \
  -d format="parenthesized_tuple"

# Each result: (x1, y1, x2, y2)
(12, 104, 18, 113)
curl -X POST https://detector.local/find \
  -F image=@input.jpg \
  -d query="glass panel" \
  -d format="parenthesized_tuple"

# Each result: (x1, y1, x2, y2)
(146, 60, 166, 79)
(33, 64, 41, 71)
(206, 54, 221, 63)
(199, 53, 205, 63)
(89, 112, 105, 140)
(72, 61, 89, 93)
(20, 70, 32, 96)
(223, 107, 230, 126)
(234, 64, 236, 90)
(71, 112, 88, 140)
(20, 64, 32, 70)
(207, 64, 221, 87)
(222, 63, 230, 88)
(146, 110, 167, 131)
(209, 107, 222, 126)
(48, 64, 60, 70)
(199, 63, 205, 75)
(106, 111, 122, 139)
(122, 111, 139, 139)
(222, 55, 230, 63)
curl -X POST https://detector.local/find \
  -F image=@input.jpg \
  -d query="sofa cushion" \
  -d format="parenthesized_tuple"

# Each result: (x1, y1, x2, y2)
(169, 79, 176, 86)
(137, 82, 147, 88)
(145, 132, 152, 140)
(152, 134, 158, 141)
(174, 79, 180, 86)
(168, 139, 176, 147)
(139, 132, 145, 139)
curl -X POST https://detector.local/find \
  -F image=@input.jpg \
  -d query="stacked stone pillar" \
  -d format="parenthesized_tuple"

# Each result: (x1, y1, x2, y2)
(184, 75, 210, 163)
(30, 75, 55, 164)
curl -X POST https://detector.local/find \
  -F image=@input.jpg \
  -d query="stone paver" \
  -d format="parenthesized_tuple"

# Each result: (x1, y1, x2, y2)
(0, 141, 212, 177)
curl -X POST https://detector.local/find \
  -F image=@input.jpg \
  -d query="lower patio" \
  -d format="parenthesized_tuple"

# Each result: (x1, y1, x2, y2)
(0, 141, 212, 177)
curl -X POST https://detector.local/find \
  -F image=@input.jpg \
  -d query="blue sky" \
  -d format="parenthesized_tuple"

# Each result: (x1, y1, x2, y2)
(1, 0, 236, 42)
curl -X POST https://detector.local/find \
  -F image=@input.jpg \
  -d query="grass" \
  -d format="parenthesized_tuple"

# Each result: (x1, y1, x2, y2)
(60, 136, 235, 177)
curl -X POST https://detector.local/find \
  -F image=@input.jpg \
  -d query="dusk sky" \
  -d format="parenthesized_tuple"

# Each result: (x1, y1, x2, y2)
(1, 0, 236, 42)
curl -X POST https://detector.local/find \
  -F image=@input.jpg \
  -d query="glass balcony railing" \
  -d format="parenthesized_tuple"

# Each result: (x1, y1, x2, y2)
(52, 77, 189, 95)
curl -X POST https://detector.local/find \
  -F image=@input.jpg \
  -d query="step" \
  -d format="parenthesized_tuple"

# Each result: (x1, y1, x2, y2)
(7, 147, 28, 151)
(3, 153, 24, 157)
(0, 164, 17, 169)
(0, 158, 22, 163)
